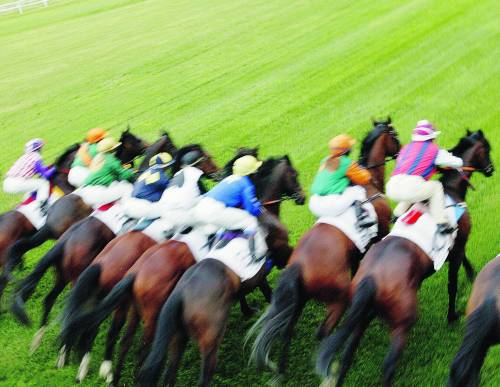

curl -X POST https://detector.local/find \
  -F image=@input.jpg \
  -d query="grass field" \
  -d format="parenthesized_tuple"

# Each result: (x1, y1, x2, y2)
(0, 0, 499, 385)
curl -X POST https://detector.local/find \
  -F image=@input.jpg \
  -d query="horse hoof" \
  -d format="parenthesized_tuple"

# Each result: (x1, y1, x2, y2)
(266, 373, 284, 386)
(320, 376, 337, 387)
(30, 326, 46, 354)
(11, 296, 31, 326)
(76, 352, 91, 383)
(316, 325, 327, 341)
(447, 312, 460, 324)
(56, 345, 67, 369)
(99, 360, 112, 380)
(242, 306, 259, 318)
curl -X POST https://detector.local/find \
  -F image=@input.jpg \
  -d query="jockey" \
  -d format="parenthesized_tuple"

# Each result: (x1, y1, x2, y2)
(79, 137, 135, 207)
(386, 120, 463, 233)
(3, 139, 55, 214)
(308, 134, 373, 227)
(121, 153, 174, 219)
(192, 155, 262, 236)
(68, 128, 108, 187)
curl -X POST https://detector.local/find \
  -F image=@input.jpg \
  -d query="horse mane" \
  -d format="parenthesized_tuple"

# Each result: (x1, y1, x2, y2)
(251, 155, 290, 197)
(217, 147, 259, 181)
(137, 132, 178, 173)
(359, 124, 388, 166)
(171, 144, 203, 174)
(54, 143, 79, 167)
(449, 130, 489, 157)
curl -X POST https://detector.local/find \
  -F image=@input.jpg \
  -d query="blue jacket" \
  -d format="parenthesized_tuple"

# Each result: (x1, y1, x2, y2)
(132, 166, 170, 202)
(205, 175, 262, 216)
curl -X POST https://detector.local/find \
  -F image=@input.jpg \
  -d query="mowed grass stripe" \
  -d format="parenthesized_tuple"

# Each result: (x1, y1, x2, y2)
(0, 0, 498, 386)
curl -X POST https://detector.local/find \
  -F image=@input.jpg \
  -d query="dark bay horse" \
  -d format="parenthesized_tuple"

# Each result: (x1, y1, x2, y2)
(0, 129, 152, 298)
(135, 156, 305, 387)
(59, 153, 305, 383)
(447, 254, 499, 387)
(247, 119, 400, 378)
(0, 143, 79, 294)
(10, 144, 209, 335)
(316, 129, 494, 386)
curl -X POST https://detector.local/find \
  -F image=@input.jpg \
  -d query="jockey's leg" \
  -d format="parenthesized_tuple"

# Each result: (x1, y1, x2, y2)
(68, 166, 89, 188)
(427, 180, 447, 224)
(394, 201, 412, 217)
(309, 186, 365, 218)
(122, 197, 154, 219)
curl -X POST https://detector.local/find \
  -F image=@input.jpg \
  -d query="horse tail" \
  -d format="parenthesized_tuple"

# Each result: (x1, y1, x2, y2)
(61, 273, 136, 348)
(316, 276, 376, 377)
(136, 289, 184, 387)
(447, 296, 497, 387)
(247, 264, 303, 371)
(11, 240, 65, 326)
(61, 264, 101, 332)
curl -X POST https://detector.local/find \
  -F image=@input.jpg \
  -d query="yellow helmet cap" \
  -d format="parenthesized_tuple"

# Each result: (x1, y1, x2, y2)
(97, 137, 121, 153)
(149, 152, 174, 167)
(233, 155, 263, 176)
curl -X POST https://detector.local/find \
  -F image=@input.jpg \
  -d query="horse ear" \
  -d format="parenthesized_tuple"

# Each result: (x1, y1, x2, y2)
(466, 128, 472, 136)
(284, 154, 291, 164)
(478, 129, 484, 137)
(387, 116, 392, 124)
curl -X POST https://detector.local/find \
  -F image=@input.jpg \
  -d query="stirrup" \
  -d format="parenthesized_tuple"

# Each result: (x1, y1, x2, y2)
(437, 223, 455, 234)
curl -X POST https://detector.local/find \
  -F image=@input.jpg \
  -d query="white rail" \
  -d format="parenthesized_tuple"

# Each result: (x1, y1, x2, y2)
(0, 0, 49, 15)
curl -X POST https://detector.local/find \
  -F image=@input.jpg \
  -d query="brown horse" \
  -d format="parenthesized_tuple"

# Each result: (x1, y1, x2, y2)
(0, 143, 79, 296)
(447, 254, 499, 387)
(59, 153, 305, 383)
(316, 129, 494, 386)
(10, 144, 210, 333)
(247, 119, 400, 378)
(0, 129, 153, 298)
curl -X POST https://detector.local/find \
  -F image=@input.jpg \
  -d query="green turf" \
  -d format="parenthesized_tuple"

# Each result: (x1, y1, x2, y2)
(0, 0, 499, 385)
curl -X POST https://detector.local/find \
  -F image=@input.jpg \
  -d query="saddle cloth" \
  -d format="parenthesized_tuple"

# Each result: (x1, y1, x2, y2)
(91, 201, 129, 235)
(171, 227, 213, 262)
(15, 192, 61, 230)
(388, 195, 466, 271)
(317, 202, 378, 253)
(202, 228, 268, 281)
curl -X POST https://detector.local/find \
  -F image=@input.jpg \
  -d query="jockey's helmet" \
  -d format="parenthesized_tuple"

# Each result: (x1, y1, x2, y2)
(87, 128, 108, 144)
(149, 152, 174, 168)
(180, 150, 204, 167)
(328, 134, 356, 157)
(233, 155, 263, 176)
(411, 120, 441, 142)
(25, 138, 44, 153)
(97, 137, 121, 153)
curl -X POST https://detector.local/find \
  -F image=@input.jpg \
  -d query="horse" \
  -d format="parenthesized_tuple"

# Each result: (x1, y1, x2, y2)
(63, 153, 305, 384)
(10, 143, 210, 340)
(316, 129, 494, 386)
(135, 155, 306, 387)
(0, 143, 79, 295)
(447, 254, 499, 387)
(0, 129, 152, 298)
(246, 118, 400, 379)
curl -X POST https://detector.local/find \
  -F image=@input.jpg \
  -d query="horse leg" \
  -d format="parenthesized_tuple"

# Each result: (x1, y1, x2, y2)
(317, 299, 348, 340)
(98, 303, 129, 384)
(258, 278, 273, 303)
(336, 315, 373, 386)
(31, 272, 66, 354)
(239, 295, 258, 317)
(113, 307, 140, 385)
(278, 299, 305, 377)
(382, 327, 409, 387)
(163, 331, 189, 386)
(461, 253, 475, 282)
(447, 253, 462, 323)
(75, 325, 100, 383)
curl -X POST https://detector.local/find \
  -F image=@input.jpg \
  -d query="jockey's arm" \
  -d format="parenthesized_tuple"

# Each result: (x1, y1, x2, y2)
(346, 162, 371, 185)
(242, 183, 262, 217)
(435, 149, 463, 168)
(77, 143, 92, 166)
(34, 159, 56, 179)
(112, 157, 135, 181)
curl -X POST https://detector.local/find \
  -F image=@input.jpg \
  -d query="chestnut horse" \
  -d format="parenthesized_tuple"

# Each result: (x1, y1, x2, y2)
(316, 129, 494, 386)
(247, 118, 400, 378)
(60, 153, 305, 383)
(447, 254, 499, 387)
(0, 129, 153, 298)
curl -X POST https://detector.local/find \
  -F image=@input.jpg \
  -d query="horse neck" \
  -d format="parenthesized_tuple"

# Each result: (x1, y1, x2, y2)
(255, 163, 285, 217)
(365, 136, 387, 193)
(441, 147, 476, 201)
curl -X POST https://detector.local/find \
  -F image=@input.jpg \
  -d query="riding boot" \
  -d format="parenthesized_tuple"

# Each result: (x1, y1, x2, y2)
(243, 230, 258, 261)
(39, 199, 49, 216)
(353, 201, 375, 228)
(437, 223, 455, 234)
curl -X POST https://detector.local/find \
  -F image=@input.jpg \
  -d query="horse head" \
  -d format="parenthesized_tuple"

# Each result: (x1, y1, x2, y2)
(360, 117, 400, 167)
(215, 147, 259, 181)
(137, 131, 178, 173)
(116, 127, 148, 164)
(171, 144, 218, 178)
(454, 129, 494, 177)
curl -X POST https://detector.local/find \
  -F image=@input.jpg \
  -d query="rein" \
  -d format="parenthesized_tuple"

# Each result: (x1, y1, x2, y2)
(262, 193, 302, 206)
(365, 155, 398, 169)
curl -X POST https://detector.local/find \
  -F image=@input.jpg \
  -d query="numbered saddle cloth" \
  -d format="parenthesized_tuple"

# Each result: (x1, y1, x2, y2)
(316, 202, 378, 253)
(203, 228, 268, 281)
(15, 190, 62, 230)
(91, 201, 129, 235)
(388, 195, 466, 271)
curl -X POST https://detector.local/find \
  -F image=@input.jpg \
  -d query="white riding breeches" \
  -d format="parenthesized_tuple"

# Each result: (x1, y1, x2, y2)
(191, 197, 259, 234)
(122, 197, 158, 219)
(68, 166, 90, 187)
(308, 185, 366, 218)
(3, 176, 50, 202)
(77, 181, 133, 207)
(386, 174, 447, 223)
